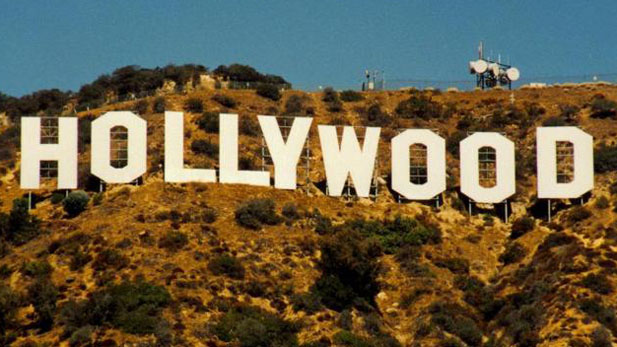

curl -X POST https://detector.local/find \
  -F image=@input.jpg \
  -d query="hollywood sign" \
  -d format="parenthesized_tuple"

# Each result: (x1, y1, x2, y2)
(19, 112, 594, 204)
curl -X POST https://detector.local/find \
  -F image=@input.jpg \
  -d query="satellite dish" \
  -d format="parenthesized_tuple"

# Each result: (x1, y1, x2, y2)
(489, 63, 500, 76)
(469, 61, 477, 74)
(506, 67, 520, 81)
(474, 59, 488, 74)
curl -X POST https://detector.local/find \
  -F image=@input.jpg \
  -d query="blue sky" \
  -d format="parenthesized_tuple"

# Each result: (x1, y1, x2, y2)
(0, 1, 615, 96)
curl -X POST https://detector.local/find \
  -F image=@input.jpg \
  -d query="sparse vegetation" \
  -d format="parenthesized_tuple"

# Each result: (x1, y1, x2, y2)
(191, 139, 218, 158)
(212, 94, 238, 108)
(510, 216, 534, 239)
(158, 231, 189, 251)
(340, 90, 364, 102)
(499, 242, 527, 264)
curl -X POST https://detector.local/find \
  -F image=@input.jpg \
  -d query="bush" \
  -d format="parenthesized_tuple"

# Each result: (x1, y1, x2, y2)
(27, 277, 58, 331)
(346, 215, 441, 254)
(580, 273, 613, 295)
(290, 292, 322, 314)
(433, 257, 469, 274)
(567, 206, 591, 223)
(184, 97, 204, 113)
(212, 94, 238, 108)
(0, 285, 20, 335)
(153, 97, 166, 113)
(60, 280, 171, 336)
(133, 99, 148, 114)
(196, 111, 219, 133)
(256, 84, 281, 101)
(590, 95, 617, 119)
(591, 327, 612, 347)
(340, 90, 364, 102)
(0, 198, 41, 245)
(50, 193, 64, 204)
(499, 242, 527, 264)
(596, 196, 610, 209)
(239, 116, 259, 136)
(395, 93, 443, 119)
(542, 116, 567, 127)
(208, 254, 245, 279)
(510, 217, 535, 239)
(235, 198, 282, 230)
(158, 231, 189, 251)
(63, 191, 90, 217)
(92, 249, 129, 271)
(595, 145, 617, 173)
(579, 299, 617, 334)
(282, 203, 301, 220)
(190, 139, 218, 158)
(211, 303, 299, 346)
(314, 229, 382, 311)
(69, 249, 92, 271)
(429, 302, 483, 346)
(21, 261, 53, 278)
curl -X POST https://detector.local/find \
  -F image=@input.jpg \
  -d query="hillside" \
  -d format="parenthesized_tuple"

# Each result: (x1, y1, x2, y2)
(1, 83, 617, 346)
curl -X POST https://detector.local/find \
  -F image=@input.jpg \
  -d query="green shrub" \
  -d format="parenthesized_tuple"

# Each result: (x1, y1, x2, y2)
(69, 325, 93, 346)
(27, 277, 58, 331)
(499, 242, 527, 264)
(92, 193, 103, 206)
(0, 285, 20, 334)
(429, 302, 483, 346)
(239, 116, 259, 136)
(69, 249, 92, 271)
(454, 275, 504, 320)
(190, 139, 218, 158)
(541, 116, 567, 127)
(282, 203, 301, 220)
(50, 193, 65, 204)
(395, 93, 443, 119)
(21, 261, 53, 278)
(580, 273, 613, 294)
(510, 216, 535, 239)
(590, 95, 617, 119)
(153, 97, 166, 113)
(184, 97, 204, 113)
(340, 90, 364, 102)
(593, 196, 609, 210)
(595, 145, 617, 173)
(322, 87, 343, 112)
(196, 111, 219, 133)
(133, 99, 148, 114)
(346, 215, 441, 254)
(567, 206, 591, 223)
(313, 229, 381, 311)
(212, 94, 238, 108)
(63, 191, 90, 217)
(579, 299, 617, 334)
(60, 280, 171, 336)
(433, 257, 469, 274)
(235, 198, 282, 230)
(591, 327, 612, 347)
(290, 292, 322, 314)
(256, 84, 281, 101)
(158, 231, 188, 251)
(0, 198, 41, 245)
(92, 249, 128, 271)
(208, 254, 245, 279)
(201, 207, 218, 223)
(211, 303, 299, 346)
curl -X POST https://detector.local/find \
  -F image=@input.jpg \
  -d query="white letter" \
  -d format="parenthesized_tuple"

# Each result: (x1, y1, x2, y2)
(20, 117, 78, 189)
(536, 127, 593, 199)
(164, 111, 216, 183)
(91, 111, 147, 183)
(219, 114, 269, 186)
(318, 125, 380, 197)
(258, 115, 312, 189)
(392, 129, 446, 200)
(460, 132, 515, 203)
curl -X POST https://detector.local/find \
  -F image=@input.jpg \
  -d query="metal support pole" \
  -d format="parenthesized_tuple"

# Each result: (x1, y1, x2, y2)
(505, 201, 508, 224)
(548, 199, 552, 223)
(28, 192, 32, 211)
